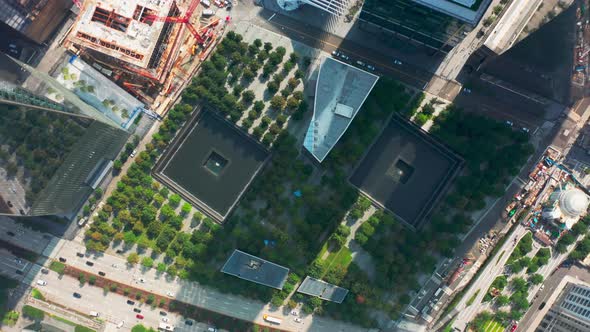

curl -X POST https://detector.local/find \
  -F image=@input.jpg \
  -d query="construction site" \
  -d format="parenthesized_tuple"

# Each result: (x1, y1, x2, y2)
(62, 0, 226, 113)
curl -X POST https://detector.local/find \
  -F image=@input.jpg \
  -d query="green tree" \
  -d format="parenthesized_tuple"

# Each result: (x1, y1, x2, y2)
(127, 253, 140, 265)
(169, 194, 181, 208)
(253, 101, 265, 113)
(270, 95, 286, 111)
(181, 203, 191, 216)
(530, 273, 544, 285)
(496, 295, 510, 306)
(141, 257, 154, 268)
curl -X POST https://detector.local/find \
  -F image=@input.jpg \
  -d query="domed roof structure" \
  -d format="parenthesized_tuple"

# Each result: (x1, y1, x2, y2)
(559, 188, 589, 218)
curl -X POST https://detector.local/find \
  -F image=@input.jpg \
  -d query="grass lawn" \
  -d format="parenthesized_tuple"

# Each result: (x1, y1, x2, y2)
(484, 319, 505, 332)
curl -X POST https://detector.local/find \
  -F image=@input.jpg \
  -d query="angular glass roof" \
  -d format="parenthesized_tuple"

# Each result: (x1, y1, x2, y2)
(304, 57, 379, 162)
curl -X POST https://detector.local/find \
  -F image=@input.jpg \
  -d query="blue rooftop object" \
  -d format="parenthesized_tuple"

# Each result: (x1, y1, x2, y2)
(303, 57, 379, 162)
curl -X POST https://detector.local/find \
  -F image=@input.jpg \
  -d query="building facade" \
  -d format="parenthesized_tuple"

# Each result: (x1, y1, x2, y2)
(536, 283, 590, 332)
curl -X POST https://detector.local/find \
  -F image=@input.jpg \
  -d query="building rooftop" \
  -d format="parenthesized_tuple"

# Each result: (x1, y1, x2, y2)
(303, 57, 378, 162)
(412, 0, 491, 24)
(297, 276, 349, 303)
(221, 250, 289, 290)
(67, 0, 177, 69)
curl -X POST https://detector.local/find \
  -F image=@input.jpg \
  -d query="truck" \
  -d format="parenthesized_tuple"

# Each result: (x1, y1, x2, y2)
(263, 314, 282, 324)
(159, 322, 174, 331)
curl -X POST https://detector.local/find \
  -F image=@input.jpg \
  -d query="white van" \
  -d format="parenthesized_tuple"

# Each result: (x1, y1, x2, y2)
(90, 311, 99, 317)
(77, 217, 88, 227)
(202, 9, 215, 16)
(201, 0, 211, 7)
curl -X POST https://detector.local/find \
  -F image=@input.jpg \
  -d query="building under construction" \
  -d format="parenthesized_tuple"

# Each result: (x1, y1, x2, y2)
(63, 0, 221, 107)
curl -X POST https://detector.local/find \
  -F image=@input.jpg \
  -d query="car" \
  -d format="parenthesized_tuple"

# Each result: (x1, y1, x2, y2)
(366, 64, 376, 71)
(539, 301, 546, 310)
(133, 308, 141, 313)
(339, 53, 349, 61)
(14, 258, 22, 264)
(294, 317, 302, 323)
(207, 328, 217, 332)
(136, 314, 144, 319)
(98, 271, 106, 276)
(90, 311, 99, 317)
(42, 234, 51, 239)
(202, 9, 215, 16)
(73, 292, 82, 298)
(6, 231, 15, 236)
(112, 264, 118, 268)
(77, 217, 88, 227)
(290, 310, 298, 316)
(59, 257, 67, 263)
(202, 0, 211, 7)
(139, 278, 146, 283)
(505, 120, 514, 127)
(130, 149, 137, 158)
(356, 60, 365, 66)
(160, 311, 167, 316)
(522, 127, 530, 133)
(393, 59, 403, 65)
(166, 291, 174, 297)
(510, 323, 518, 332)
(86, 261, 94, 266)
(331, 50, 340, 57)
(76, 252, 84, 257)
(540, 285, 545, 291)
(462, 88, 472, 94)
(7, 201, 13, 207)
(116, 249, 124, 254)
(162, 317, 169, 322)
(15, 270, 23, 275)
(185, 320, 194, 326)
(116, 321, 124, 329)
(19, 209, 25, 215)
(127, 300, 135, 305)
(41, 268, 49, 274)
(36, 280, 47, 286)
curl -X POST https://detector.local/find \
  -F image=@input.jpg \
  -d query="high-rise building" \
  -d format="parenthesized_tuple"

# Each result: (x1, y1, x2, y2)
(276, 0, 349, 16)
(536, 282, 590, 332)
(0, 55, 130, 218)
(0, 0, 72, 44)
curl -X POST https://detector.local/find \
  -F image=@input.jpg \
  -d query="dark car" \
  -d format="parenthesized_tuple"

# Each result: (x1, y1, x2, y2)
(7, 201, 13, 207)
(127, 300, 135, 305)
(86, 261, 94, 266)
(15, 270, 23, 275)
(59, 257, 67, 263)
(539, 302, 546, 310)
(76, 252, 84, 257)
(19, 209, 25, 215)
(41, 268, 49, 274)
(98, 271, 106, 276)
(185, 320, 193, 326)
(73, 292, 82, 298)
(6, 231, 15, 236)
(116, 249, 124, 254)
(159, 311, 167, 316)
(133, 308, 141, 313)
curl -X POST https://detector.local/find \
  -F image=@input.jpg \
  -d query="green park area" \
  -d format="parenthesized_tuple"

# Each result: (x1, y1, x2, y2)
(81, 30, 534, 327)
(0, 275, 19, 326)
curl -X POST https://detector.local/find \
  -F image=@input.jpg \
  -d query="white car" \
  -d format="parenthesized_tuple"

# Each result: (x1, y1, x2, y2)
(505, 120, 513, 127)
(117, 321, 124, 329)
(166, 291, 174, 297)
(366, 64, 376, 71)
(393, 59, 403, 65)
(356, 60, 365, 67)
(130, 149, 137, 158)
(522, 127, 530, 133)
(36, 280, 47, 286)
(294, 317, 302, 323)
(339, 53, 349, 61)
(331, 50, 340, 57)
(462, 88, 472, 94)
(162, 317, 169, 322)
(290, 310, 298, 316)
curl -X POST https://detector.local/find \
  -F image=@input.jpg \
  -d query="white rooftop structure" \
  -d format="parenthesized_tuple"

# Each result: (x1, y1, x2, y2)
(303, 57, 378, 163)
(276, 0, 350, 16)
(543, 186, 589, 230)
(67, 0, 177, 69)
(483, 0, 542, 54)
(412, 0, 492, 25)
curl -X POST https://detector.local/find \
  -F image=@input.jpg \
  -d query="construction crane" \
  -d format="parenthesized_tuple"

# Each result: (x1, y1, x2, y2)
(143, 0, 206, 43)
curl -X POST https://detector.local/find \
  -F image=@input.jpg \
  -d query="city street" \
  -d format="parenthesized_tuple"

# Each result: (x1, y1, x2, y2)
(451, 225, 527, 330)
